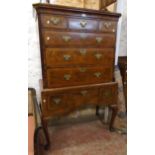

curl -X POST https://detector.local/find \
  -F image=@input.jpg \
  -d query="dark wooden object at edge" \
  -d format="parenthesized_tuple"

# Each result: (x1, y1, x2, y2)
(28, 88, 50, 154)
(118, 56, 127, 111)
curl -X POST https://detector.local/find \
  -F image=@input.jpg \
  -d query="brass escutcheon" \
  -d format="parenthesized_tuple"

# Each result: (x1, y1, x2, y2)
(46, 36, 50, 40)
(112, 28, 115, 32)
(80, 34, 87, 40)
(104, 22, 111, 29)
(46, 20, 50, 24)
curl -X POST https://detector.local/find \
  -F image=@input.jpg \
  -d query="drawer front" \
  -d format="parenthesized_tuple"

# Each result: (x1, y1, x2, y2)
(41, 82, 118, 117)
(70, 87, 99, 107)
(99, 82, 118, 105)
(45, 48, 114, 67)
(68, 18, 98, 31)
(40, 14, 67, 29)
(43, 31, 115, 48)
(41, 91, 72, 116)
(99, 21, 117, 33)
(46, 66, 113, 88)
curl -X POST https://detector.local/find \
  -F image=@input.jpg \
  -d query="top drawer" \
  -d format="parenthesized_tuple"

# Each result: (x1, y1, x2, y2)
(40, 14, 67, 29)
(68, 18, 98, 31)
(99, 21, 117, 33)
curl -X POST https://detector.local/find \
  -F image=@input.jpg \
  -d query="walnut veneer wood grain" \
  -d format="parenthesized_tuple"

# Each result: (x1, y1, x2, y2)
(44, 48, 114, 67)
(41, 81, 118, 118)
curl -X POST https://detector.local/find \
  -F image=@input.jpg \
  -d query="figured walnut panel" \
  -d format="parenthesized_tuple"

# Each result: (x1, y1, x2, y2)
(43, 31, 116, 48)
(46, 66, 113, 88)
(99, 82, 118, 105)
(41, 82, 118, 117)
(44, 48, 114, 67)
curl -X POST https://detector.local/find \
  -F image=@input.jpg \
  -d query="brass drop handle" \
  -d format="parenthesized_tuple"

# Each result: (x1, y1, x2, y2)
(95, 53, 103, 60)
(79, 49, 87, 55)
(63, 55, 71, 61)
(80, 90, 88, 96)
(79, 67, 87, 73)
(96, 37, 103, 43)
(94, 72, 102, 78)
(52, 98, 61, 105)
(64, 74, 71, 80)
(50, 17, 60, 25)
(80, 20, 87, 28)
(62, 36, 71, 42)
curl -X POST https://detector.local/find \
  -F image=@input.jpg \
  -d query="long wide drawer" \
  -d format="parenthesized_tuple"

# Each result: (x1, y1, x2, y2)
(46, 66, 113, 88)
(45, 48, 114, 67)
(43, 31, 115, 48)
(41, 82, 118, 117)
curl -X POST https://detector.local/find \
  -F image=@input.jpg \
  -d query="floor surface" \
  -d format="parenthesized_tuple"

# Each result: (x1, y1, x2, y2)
(43, 120, 127, 155)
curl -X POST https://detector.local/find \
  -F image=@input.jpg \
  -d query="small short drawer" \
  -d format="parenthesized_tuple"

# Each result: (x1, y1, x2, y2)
(41, 91, 72, 117)
(99, 21, 117, 33)
(46, 66, 113, 88)
(68, 18, 98, 31)
(44, 48, 114, 67)
(99, 82, 118, 105)
(40, 14, 67, 29)
(42, 93, 68, 110)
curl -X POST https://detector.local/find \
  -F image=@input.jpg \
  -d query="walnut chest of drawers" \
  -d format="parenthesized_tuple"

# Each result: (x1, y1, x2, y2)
(33, 3, 121, 147)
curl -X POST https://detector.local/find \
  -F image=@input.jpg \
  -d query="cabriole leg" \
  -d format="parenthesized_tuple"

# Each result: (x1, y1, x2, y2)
(109, 105, 118, 132)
